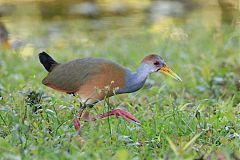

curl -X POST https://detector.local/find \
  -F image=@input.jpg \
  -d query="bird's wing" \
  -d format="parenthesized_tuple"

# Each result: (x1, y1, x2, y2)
(42, 58, 106, 93)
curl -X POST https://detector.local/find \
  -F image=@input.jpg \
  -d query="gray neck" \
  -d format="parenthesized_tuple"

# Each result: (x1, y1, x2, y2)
(116, 63, 151, 94)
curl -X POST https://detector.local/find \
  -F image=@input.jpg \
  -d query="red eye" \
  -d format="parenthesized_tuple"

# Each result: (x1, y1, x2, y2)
(154, 61, 160, 65)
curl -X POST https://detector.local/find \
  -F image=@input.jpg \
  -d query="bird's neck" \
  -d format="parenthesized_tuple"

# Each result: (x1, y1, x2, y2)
(117, 63, 150, 94)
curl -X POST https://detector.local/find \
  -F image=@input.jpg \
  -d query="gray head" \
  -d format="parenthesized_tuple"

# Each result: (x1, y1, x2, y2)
(140, 54, 182, 81)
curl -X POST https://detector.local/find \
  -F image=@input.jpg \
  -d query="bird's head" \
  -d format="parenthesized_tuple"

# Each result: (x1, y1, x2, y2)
(141, 54, 182, 81)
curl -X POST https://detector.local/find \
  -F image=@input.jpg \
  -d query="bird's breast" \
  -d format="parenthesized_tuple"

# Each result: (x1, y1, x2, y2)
(75, 62, 126, 103)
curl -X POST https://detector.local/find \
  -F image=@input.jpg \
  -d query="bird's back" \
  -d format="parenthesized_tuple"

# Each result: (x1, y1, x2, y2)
(43, 58, 126, 104)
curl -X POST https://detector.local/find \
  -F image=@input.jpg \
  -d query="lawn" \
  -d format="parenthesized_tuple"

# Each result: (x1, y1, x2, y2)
(0, 16, 239, 159)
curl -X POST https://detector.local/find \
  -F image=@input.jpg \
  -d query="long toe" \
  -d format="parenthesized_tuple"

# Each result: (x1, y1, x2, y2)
(121, 111, 141, 123)
(117, 112, 131, 123)
(114, 109, 141, 123)
(88, 109, 141, 123)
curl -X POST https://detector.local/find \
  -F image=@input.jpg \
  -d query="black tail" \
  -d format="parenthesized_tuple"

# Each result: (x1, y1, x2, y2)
(39, 52, 58, 72)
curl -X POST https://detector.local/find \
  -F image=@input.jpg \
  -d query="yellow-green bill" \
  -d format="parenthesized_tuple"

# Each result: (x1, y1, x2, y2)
(159, 65, 182, 81)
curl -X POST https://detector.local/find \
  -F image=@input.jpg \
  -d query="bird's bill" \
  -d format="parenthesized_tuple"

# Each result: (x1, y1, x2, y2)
(159, 65, 182, 81)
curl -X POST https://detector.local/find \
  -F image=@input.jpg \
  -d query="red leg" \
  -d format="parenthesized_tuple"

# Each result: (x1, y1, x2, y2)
(91, 109, 141, 123)
(82, 111, 90, 122)
(74, 117, 80, 131)
(74, 108, 140, 134)
(73, 109, 85, 133)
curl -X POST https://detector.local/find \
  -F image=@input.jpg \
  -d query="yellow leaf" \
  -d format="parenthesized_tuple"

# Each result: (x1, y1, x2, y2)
(115, 149, 128, 160)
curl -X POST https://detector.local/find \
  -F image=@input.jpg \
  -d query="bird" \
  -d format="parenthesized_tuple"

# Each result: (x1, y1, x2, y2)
(0, 22, 10, 49)
(39, 52, 181, 132)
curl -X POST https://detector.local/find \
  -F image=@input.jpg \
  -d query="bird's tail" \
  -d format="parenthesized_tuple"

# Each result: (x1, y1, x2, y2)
(39, 52, 59, 72)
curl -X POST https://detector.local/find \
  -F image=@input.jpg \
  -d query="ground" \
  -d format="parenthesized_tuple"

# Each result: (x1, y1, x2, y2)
(0, 17, 239, 159)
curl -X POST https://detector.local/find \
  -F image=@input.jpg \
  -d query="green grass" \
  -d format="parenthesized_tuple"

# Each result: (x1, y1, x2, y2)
(0, 18, 240, 160)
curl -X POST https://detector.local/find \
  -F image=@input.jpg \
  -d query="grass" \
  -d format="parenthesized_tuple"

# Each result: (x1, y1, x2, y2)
(0, 16, 240, 160)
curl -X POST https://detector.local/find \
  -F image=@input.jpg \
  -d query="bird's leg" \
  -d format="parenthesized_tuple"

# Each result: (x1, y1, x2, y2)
(73, 102, 94, 132)
(73, 102, 86, 133)
(82, 111, 90, 122)
(98, 109, 141, 123)
(80, 103, 94, 122)
(73, 108, 85, 133)
(88, 108, 141, 123)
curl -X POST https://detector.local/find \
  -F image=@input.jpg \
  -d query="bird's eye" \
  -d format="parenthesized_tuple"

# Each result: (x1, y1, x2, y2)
(154, 61, 160, 65)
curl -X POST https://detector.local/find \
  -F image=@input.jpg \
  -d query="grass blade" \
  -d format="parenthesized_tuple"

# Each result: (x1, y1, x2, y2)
(166, 136, 178, 156)
(182, 133, 201, 151)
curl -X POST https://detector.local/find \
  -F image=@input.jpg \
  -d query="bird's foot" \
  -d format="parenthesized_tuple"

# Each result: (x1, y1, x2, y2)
(74, 108, 140, 133)
(110, 108, 141, 123)
(95, 108, 141, 123)
(73, 118, 85, 144)
(73, 109, 86, 134)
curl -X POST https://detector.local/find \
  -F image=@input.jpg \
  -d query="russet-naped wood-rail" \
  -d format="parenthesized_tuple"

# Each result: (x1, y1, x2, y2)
(39, 52, 181, 131)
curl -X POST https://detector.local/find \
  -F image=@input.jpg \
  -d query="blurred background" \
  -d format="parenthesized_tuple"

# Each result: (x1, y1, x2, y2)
(0, 1, 240, 159)
(0, 0, 239, 53)
(0, 0, 240, 98)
